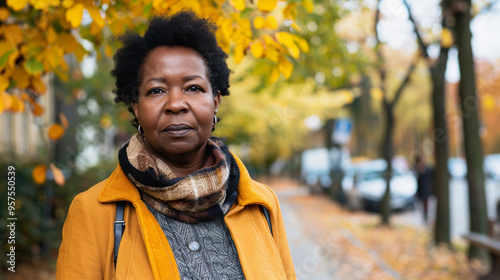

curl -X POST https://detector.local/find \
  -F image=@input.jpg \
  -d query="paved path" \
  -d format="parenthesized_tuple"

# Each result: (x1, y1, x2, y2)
(275, 185, 419, 280)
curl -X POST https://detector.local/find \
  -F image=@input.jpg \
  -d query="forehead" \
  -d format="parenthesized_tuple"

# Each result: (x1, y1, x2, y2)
(141, 46, 209, 78)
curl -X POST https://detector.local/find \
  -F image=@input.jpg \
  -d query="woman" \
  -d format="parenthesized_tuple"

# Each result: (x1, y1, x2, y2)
(56, 11, 296, 280)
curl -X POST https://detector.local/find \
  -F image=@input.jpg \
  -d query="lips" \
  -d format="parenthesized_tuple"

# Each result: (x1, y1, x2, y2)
(163, 124, 193, 136)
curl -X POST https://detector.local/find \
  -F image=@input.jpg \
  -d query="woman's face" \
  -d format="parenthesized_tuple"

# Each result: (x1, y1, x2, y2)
(132, 46, 220, 165)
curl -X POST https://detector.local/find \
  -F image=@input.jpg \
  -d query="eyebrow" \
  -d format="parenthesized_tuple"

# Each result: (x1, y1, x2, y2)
(144, 75, 207, 85)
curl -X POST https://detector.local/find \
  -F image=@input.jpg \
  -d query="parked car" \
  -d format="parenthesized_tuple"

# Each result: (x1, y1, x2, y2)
(301, 147, 350, 193)
(342, 159, 417, 212)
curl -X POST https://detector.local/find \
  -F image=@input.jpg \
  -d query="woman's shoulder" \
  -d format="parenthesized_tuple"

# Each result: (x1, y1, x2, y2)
(67, 177, 115, 216)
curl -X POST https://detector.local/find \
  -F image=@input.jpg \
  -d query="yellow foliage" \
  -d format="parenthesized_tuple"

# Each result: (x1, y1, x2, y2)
(441, 28, 454, 48)
(31, 75, 47, 94)
(257, 0, 277, 12)
(32, 101, 44, 116)
(265, 16, 278, 29)
(250, 40, 264, 58)
(29, 0, 60, 11)
(276, 32, 300, 59)
(302, 0, 314, 13)
(0, 8, 10, 21)
(277, 55, 293, 78)
(7, 0, 28, 11)
(85, 3, 105, 28)
(65, 3, 85, 28)
(1, 25, 24, 45)
(229, 0, 245, 11)
(32, 164, 47, 184)
(371, 87, 384, 100)
(47, 27, 58, 44)
(253, 16, 265, 29)
(100, 114, 112, 129)
(48, 123, 64, 140)
(12, 67, 30, 89)
(50, 163, 66, 186)
(233, 44, 245, 63)
(269, 65, 280, 83)
(0, 75, 9, 92)
(10, 95, 25, 112)
(0, 91, 13, 112)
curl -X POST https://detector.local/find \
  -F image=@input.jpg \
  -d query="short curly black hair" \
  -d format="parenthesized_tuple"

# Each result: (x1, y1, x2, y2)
(111, 10, 231, 127)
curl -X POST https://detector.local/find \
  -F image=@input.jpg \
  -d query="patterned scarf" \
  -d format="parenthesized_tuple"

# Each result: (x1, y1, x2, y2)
(119, 134, 239, 224)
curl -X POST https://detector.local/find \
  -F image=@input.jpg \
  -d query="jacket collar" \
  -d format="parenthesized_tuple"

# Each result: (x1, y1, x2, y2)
(98, 152, 274, 211)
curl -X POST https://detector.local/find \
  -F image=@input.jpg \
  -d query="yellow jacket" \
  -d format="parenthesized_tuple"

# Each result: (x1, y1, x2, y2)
(56, 154, 296, 279)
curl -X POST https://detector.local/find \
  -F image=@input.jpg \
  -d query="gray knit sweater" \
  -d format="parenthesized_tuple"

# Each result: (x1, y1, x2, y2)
(146, 204, 245, 280)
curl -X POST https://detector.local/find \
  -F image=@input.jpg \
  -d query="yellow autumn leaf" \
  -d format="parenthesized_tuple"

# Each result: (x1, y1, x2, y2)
(295, 36, 309, 53)
(234, 44, 245, 64)
(85, 3, 105, 28)
(265, 16, 278, 30)
(7, 0, 28, 11)
(276, 32, 300, 59)
(265, 45, 280, 62)
(50, 163, 65, 186)
(29, 0, 60, 10)
(229, 0, 245, 11)
(31, 75, 47, 94)
(302, 0, 314, 13)
(32, 164, 47, 184)
(269, 65, 280, 83)
(62, 0, 74, 8)
(0, 92, 12, 111)
(32, 101, 44, 116)
(47, 27, 58, 44)
(100, 114, 112, 129)
(56, 33, 79, 53)
(11, 67, 30, 89)
(2, 25, 23, 45)
(250, 40, 264, 58)
(48, 123, 64, 140)
(258, 0, 277, 12)
(0, 8, 9, 21)
(253, 16, 265, 29)
(10, 95, 25, 112)
(66, 3, 85, 28)
(277, 55, 293, 79)
(0, 74, 9, 92)
(60, 113, 69, 129)
(104, 45, 113, 58)
(441, 28, 453, 48)
(283, 2, 297, 19)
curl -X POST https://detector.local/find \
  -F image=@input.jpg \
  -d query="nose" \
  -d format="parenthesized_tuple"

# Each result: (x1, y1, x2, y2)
(164, 88, 188, 114)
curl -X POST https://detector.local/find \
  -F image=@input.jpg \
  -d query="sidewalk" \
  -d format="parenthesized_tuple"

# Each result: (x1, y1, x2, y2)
(264, 177, 481, 280)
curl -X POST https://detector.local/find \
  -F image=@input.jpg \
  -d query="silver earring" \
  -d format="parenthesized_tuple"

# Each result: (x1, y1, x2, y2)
(212, 116, 217, 131)
(138, 125, 144, 135)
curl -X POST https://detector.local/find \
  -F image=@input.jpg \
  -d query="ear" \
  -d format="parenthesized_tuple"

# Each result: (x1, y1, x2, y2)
(131, 101, 139, 122)
(214, 91, 221, 113)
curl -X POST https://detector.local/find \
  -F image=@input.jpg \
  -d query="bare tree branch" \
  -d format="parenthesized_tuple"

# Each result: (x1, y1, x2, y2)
(393, 57, 419, 105)
(403, 0, 430, 61)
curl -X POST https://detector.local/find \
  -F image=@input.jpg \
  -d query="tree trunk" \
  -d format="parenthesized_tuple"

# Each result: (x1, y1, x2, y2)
(381, 101, 394, 225)
(431, 46, 451, 246)
(454, 0, 488, 260)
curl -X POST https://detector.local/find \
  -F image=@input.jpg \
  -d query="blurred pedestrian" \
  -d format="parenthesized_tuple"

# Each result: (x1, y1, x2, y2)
(56, 11, 295, 279)
(415, 154, 433, 223)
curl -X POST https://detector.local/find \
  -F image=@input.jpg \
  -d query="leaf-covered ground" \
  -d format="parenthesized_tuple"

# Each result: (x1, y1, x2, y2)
(265, 177, 488, 280)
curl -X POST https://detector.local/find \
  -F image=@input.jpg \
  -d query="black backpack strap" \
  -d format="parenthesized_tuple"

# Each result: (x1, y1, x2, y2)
(260, 205, 273, 237)
(114, 201, 126, 268)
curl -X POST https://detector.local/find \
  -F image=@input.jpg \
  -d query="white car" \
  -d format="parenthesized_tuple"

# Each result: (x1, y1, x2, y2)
(342, 159, 417, 211)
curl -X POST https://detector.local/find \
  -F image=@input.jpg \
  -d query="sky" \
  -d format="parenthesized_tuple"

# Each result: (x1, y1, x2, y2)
(376, 0, 500, 82)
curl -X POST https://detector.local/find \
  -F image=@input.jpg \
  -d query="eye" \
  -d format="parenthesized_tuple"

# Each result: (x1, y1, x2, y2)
(147, 88, 164, 95)
(184, 85, 204, 93)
